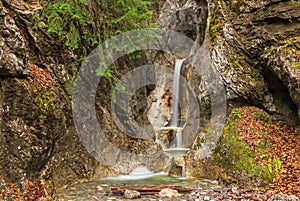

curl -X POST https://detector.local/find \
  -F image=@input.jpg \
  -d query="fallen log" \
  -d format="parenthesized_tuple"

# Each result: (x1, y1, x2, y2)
(110, 185, 193, 195)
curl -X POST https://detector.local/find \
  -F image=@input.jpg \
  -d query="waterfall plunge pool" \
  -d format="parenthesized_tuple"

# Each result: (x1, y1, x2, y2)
(57, 168, 211, 201)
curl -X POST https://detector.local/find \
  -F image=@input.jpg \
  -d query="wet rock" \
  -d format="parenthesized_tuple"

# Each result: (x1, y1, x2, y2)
(123, 189, 140, 199)
(158, 188, 181, 198)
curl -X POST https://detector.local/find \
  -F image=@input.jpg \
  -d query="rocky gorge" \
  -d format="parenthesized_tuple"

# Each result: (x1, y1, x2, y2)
(0, 0, 300, 200)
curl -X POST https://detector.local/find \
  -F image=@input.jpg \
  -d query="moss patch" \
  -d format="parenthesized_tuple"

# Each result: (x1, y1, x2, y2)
(27, 64, 54, 119)
(215, 107, 281, 186)
(263, 35, 300, 69)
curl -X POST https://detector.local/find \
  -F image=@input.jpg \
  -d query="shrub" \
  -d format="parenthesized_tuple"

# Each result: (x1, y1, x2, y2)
(37, 0, 155, 50)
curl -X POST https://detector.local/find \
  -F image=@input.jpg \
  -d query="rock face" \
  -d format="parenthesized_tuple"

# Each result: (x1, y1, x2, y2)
(156, 0, 300, 188)
(1, 0, 300, 196)
(209, 0, 300, 121)
(0, 0, 105, 194)
(0, 0, 167, 196)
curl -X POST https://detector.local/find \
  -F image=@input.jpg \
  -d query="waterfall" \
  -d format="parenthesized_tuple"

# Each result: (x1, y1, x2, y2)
(169, 59, 186, 127)
(176, 129, 182, 148)
(166, 58, 186, 148)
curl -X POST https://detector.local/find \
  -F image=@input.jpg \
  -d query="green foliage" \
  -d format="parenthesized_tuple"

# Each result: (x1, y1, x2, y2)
(270, 157, 281, 175)
(96, 65, 116, 79)
(40, 0, 156, 98)
(230, 108, 242, 121)
(110, 80, 126, 102)
(65, 74, 77, 93)
(42, 0, 97, 50)
(99, 0, 155, 39)
(291, 62, 300, 68)
(33, 13, 41, 30)
(253, 111, 272, 124)
(40, 0, 155, 50)
(33, 87, 54, 119)
(95, 64, 126, 100)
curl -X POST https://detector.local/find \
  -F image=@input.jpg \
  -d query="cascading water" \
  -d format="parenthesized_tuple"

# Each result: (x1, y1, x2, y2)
(162, 59, 189, 177)
(171, 59, 185, 148)
(169, 58, 185, 128)
(165, 58, 187, 149)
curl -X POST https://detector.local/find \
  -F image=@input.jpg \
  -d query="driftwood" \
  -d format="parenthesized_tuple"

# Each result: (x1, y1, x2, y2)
(110, 185, 193, 195)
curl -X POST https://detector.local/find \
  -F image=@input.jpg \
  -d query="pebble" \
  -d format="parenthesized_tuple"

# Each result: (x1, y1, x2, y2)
(158, 188, 181, 198)
(124, 189, 140, 199)
(59, 179, 300, 201)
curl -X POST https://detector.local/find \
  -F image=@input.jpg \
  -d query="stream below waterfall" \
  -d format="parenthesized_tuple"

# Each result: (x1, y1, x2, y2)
(57, 174, 226, 201)
(57, 166, 268, 201)
(57, 174, 270, 201)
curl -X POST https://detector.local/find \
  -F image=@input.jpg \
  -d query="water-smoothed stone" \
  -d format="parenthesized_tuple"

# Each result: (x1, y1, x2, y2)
(124, 189, 140, 199)
(158, 188, 181, 198)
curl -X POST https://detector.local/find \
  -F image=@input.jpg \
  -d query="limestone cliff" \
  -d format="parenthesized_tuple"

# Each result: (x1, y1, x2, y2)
(0, 0, 300, 196)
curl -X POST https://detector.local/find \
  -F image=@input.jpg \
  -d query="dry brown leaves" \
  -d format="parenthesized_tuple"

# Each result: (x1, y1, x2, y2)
(236, 106, 300, 198)
(27, 64, 53, 88)
(0, 180, 50, 201)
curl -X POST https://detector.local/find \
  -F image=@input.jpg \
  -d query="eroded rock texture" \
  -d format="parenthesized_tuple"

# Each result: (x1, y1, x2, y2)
(0, 0, 101, 194)
(0, 0, 166, 196)
(210, 0, 300, 121)
(184, 0, 300, 188)
(1, 0, 300, 196)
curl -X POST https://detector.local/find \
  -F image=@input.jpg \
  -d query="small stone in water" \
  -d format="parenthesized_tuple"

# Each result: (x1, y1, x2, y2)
(204, 195, 210, 201)
(124, 189, 140, 199)
(158, 188, 181, 198)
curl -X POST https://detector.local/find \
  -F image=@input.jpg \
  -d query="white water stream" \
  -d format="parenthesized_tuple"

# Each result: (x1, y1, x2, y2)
(164, 58, 187, 150)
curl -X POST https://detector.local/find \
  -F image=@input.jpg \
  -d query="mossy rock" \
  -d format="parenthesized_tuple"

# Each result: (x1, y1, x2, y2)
(186, 107, 280, 188)
(217, 108, 281, 187)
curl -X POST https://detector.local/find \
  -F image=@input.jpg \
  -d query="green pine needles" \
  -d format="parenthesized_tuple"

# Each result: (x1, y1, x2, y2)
(38, 0, 155, 50)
